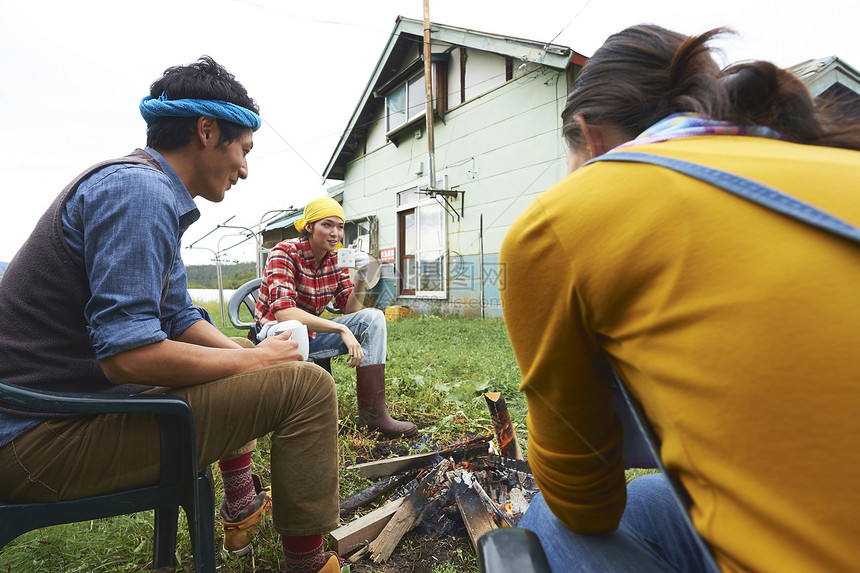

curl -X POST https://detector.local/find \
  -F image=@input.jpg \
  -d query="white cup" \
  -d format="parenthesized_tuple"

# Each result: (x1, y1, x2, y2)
(336, 247, 357, 268)
(268, 319, 309, 361)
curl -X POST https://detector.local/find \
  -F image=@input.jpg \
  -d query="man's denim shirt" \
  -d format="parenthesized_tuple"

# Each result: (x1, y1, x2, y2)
(62, 147, 202, 359)
(0, 149, 203, 447)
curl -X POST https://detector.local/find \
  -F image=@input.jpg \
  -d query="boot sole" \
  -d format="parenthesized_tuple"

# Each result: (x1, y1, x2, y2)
(360, 422, 418, 439)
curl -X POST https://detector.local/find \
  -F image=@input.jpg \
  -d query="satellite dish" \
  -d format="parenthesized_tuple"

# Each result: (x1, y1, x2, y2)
(349, 254, 381, 289)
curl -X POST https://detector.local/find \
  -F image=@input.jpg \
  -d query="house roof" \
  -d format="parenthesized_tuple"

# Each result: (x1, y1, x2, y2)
(322, 16, 584, 181)
(789, 56, 860, 98)
(262, 209, 303, 233)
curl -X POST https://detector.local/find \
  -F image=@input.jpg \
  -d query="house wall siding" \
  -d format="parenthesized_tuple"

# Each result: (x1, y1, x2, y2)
(366, 105, 387, 152)
(448, 47, 464, 106)
(341, 59, 571, 317)
(462, 49, 508, 102)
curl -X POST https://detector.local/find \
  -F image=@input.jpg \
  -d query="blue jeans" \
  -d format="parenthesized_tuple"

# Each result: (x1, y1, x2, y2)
(307, 308, 387, 365)
(520, 474, 718, 573)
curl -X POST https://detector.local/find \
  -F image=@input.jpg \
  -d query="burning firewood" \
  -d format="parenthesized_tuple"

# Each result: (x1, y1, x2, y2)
(343, 444, 540, 565)
(339, 468, 420, 515)
(455, 488, 498, 551)
(458, 470, 515, 528)
(368, 458, 453, 562)
(484, 392, 523, 459)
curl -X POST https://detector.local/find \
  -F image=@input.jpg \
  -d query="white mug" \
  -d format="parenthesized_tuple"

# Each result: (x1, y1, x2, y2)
(336, 247, 357, 268)
(268, 319, 309, 361)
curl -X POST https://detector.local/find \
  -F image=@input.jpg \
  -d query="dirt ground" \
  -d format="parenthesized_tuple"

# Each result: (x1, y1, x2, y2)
(346, 532, 477, 572)
(222, 532, 477, 573)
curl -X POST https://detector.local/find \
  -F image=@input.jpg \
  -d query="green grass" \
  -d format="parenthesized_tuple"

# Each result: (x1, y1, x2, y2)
(0, 299, 649, 571)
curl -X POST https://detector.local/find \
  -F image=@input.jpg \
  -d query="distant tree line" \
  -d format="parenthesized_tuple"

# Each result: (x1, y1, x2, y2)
(186, 262, 257, 289)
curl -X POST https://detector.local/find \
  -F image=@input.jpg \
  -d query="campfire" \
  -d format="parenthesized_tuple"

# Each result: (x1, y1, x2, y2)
(333, 393, 538, 565)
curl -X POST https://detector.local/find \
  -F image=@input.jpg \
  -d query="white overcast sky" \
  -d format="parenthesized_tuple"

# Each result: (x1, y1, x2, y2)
(2, 0, 859, 266)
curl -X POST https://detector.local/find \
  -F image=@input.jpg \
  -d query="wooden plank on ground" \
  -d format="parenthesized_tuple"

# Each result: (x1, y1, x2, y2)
(348, 451, 439, 479)
(330, 497, 404, 555)
(347, 439, 490, 479)
(455, 488, 498, 551)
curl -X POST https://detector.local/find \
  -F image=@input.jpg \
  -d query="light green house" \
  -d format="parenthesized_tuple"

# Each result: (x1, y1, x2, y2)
(322, 17, 586, 318)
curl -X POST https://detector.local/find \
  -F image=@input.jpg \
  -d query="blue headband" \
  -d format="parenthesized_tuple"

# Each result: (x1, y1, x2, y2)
(139, 92, 261, 132)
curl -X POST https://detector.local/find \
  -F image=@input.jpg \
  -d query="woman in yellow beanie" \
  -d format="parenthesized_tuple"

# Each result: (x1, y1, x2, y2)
(254, 197, 416, 438)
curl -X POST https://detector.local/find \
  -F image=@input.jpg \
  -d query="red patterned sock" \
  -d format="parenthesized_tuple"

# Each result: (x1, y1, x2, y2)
(281, 534, 326, 573)
(218, 452, 255, 520)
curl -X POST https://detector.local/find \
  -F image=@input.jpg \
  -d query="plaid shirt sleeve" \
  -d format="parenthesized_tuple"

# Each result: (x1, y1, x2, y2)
(256, 242, 299, 325)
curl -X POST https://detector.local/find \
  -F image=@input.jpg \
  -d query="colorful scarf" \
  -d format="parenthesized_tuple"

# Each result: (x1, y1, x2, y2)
(616, 112, 784, 150)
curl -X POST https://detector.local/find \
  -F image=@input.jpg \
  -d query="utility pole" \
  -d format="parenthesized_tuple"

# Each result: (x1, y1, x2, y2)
(419, 0, 462, 226)
(423, 0, 436, 192)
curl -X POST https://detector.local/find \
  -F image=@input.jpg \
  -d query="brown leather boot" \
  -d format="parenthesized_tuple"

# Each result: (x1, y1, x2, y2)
(356, 363, 417, 438)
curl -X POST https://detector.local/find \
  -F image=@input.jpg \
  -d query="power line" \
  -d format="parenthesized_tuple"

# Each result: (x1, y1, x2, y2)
(262, 117, 325, 181)
(545, 0, 595, 48)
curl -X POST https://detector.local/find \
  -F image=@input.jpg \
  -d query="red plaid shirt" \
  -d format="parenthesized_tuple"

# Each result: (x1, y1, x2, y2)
(255, 237, 353, 333)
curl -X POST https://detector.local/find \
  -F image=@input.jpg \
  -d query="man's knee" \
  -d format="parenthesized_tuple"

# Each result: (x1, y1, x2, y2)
(308, 360, 336, 388)
(290, 361, 337, 407)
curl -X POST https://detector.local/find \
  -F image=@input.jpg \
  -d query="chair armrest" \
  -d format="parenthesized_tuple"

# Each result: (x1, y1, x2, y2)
(0, 382, 193, 422)
(0, 381, 200, 491)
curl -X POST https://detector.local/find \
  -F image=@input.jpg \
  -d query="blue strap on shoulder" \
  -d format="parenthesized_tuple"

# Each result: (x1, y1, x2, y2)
(585, 150, 860, 245)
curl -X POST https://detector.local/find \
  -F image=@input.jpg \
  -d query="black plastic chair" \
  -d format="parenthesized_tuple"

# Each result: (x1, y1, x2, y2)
(477, 528, 552, 572)
(227, 277, 333, 375)
(0, 381, 216, 572)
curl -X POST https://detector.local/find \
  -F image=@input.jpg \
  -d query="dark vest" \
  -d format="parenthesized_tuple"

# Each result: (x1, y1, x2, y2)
(0, 149, 161, 395)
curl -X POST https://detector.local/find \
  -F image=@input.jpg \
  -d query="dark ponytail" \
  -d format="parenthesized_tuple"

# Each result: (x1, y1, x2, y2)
(562, 25, 728, 148)
(722, 60, 860, 150)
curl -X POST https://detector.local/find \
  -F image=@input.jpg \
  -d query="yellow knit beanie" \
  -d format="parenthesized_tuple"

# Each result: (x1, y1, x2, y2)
(294, 197, 345, 232)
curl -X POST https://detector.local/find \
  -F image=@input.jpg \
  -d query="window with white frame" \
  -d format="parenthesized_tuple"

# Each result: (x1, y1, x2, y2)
(343, 216, 374, 253)
(396, 186, 446, 297)
(386, 72, 427, 133)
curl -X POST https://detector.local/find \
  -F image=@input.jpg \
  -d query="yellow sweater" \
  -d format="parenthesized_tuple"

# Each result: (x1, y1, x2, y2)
(500, 136, 860, 572)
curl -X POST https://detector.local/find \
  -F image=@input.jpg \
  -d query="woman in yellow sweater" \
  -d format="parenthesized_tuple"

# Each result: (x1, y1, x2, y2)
(501, 25, 860, 572)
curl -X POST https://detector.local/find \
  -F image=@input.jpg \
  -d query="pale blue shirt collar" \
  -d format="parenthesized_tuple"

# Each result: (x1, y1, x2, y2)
(144, 146, 200, 229)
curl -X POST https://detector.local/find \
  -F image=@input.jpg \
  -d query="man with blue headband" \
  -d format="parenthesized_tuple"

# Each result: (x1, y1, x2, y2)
(0, 56, 341, 572)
